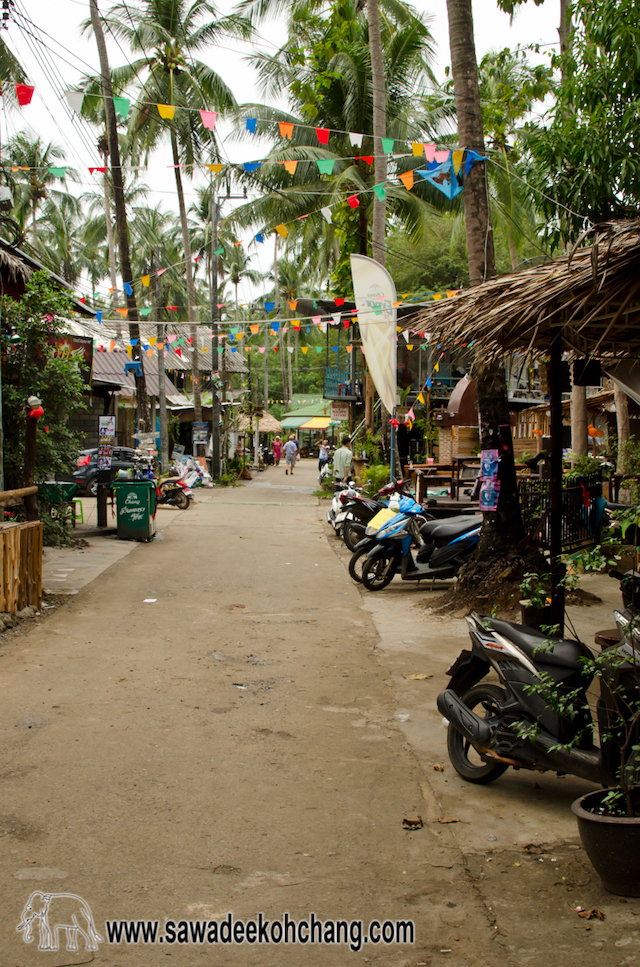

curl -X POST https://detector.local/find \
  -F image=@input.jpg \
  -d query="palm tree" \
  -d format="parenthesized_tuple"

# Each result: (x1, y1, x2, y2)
(102, 0, 251, 423)
(7, 134, 77, 249)
(36, 194, 84, 284)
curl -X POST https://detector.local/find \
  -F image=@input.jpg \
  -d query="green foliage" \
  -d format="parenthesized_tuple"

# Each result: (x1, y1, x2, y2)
(1, 272, 87, 489)
(525, 0, 640, 245)
(519, 570, 550, 608)
(360, 463, 391, 494)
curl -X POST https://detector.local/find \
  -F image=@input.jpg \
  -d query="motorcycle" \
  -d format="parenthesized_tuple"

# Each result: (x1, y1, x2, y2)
(327, 479, 358, 535)
(156, 475, 193, 510)
(338, 479, 415, 551)
(437, 571, 640, 787)
(359, 502, 481, 591)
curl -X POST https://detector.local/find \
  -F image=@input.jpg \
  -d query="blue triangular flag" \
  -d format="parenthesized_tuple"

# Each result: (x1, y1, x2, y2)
(416, 159, 463, 200)
(271, 321, 280, 332)
(245, 118, 257, 134)
(265, 301, 275, 312)
(464, 149, 487, 177)
(130, 338, 138, 346)
(426, 376, 432, 388)
(124, 281, 133, 296)
(231, 346, 238, 352)
(95, 311, 102, 323)
(255, 233, 264, 243)
(244, 162, 262, 172)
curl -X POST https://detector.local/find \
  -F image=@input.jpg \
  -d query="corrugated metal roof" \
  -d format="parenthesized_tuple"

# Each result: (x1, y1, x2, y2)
(92, 351, 189, 404)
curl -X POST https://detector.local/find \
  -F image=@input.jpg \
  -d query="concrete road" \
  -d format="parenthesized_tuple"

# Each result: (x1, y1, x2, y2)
(1, 460, 638, 966)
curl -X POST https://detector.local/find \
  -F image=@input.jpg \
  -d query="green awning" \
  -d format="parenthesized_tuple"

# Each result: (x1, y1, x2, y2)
(280, 415, 310, 429)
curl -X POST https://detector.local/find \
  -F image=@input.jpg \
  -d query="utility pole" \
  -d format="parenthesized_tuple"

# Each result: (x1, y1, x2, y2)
(153, 261, 169, 471)
(89, 0, 150, 432)
(210, 184, 221, 478)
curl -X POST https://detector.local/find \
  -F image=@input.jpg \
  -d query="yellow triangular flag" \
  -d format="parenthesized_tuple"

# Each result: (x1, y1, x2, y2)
(283, 160, 298, 175)
(157, 103, 175, 119)
(205, 164, 223, 173)
(411, 142, 424, 156)
(433, 293, 443, 300)
(452, 149, 464, 175)
(434, 362, 440, 372)
(301, 346, 308, 354)
(417, 392, 425, 404)
(127, 345, 133, 358)
(275, 224, 288, 238)
(399, 170, 414, 191)
(141, 275, 150, 287)
(148, 336, 156, 346)
(236, 331, 244, 339)
(407, 344, 413, 351)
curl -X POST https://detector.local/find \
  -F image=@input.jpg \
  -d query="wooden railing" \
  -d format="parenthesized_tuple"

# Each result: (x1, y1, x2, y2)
(0, 519, 43, 613)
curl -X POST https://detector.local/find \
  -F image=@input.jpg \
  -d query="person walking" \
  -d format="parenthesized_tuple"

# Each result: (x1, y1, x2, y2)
(283, 435, 298, 476)
(273, 435, 283, 467)
(318, 438, 330, 474)
(332, 434, 353, 483)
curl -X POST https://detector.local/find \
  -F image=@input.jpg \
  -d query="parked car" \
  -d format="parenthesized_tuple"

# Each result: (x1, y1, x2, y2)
(73, 447, 137, 496)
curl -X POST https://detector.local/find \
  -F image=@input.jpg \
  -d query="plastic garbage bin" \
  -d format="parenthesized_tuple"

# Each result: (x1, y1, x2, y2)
(112, 480, 156, 541)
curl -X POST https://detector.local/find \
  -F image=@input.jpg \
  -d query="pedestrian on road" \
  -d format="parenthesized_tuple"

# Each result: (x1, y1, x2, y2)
(273, 435, 283, 467)
(284, 435, 298, 476)
(333, 434, 353, 482)
(318, 438, 330, 474)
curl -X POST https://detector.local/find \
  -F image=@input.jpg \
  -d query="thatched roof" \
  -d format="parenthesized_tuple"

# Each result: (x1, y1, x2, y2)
(238, 411, 282, 433)
(410, 221, 640, 359)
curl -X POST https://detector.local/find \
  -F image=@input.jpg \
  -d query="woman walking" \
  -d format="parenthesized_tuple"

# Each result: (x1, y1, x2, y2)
(273, 435, 283, 467)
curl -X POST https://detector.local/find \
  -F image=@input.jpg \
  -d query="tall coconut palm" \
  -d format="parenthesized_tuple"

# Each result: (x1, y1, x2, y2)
(7, 134, 77, 250)
(102, 0, 251, 423)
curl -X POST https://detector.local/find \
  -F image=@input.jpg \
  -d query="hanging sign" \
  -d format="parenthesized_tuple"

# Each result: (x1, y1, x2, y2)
(192, 422, 209, 445)
(331, 401, 349, 422)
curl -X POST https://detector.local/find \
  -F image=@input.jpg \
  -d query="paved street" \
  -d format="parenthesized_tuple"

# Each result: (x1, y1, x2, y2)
(1, 460, 638, 966)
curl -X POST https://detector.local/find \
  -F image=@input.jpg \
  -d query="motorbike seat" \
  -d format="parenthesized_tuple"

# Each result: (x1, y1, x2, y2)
(489, 618, 588, 669)
(423, 516, 480, 541)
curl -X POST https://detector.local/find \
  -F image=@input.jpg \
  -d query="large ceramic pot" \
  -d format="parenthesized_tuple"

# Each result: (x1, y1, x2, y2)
(572, 789, 640, 896)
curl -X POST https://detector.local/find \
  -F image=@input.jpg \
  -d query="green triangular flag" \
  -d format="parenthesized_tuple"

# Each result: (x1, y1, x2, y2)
(315, 346, 322, 354)
(214, 247, 224, 257)
(316, 159, 335, 176)
(381, 137, 394, 154)
(49, 166, 67, 177)
(113, 97, 130, 119)
(217, 346, 224, 353)
(373, 183, 386, 200)
(139, 306, 153, 316)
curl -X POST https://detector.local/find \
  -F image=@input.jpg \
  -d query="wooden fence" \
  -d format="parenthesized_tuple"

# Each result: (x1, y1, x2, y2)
(0, 520, 43, 613)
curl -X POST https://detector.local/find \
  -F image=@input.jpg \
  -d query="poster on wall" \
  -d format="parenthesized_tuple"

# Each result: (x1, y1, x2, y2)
(478, 448, 500, 512)
(48, 333, 93, 383)
(97, 415, 116, 470)
(192, 422, 209, 445)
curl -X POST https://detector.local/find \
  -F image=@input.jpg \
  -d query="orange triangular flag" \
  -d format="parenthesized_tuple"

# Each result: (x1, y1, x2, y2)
(250, 324, 260, 334)
(157, 103, 175, 119)
(399, 170, 414, 191)
(279, 121, 294, 139)
(109, 340, 116, 352)
(283, 160, 298, 175)
(116, 307, 128, 318)
(288, 300, 297, 310)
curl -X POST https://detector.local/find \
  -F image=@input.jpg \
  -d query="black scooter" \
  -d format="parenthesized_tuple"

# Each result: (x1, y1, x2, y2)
(437, 573, 640, 787)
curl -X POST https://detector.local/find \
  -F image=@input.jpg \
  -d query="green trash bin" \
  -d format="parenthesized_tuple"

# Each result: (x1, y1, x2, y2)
(112, 480, 156, 541)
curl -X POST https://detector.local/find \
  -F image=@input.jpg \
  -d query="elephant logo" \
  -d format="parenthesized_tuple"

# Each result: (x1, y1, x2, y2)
(17, 891, 104, 952)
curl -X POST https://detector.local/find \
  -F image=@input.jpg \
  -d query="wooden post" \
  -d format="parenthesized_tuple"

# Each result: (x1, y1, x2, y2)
(23, 409, 39, 522)
(549, 327, 566, 633)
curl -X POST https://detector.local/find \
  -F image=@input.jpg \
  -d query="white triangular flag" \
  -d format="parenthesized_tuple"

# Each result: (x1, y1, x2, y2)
(321, 207, 332, 224)
(65, 90, 85, 113)
(320, 321, 327, 333)
(402, 329, 410, 343)
(332, 313, 341, 326)
(349, 132, 363, 148)
(287, 346, 294, 353)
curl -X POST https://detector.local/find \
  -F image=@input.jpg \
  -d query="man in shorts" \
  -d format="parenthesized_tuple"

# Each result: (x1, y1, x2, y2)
(283, 435, 298, 475)
(332, 434, 353, 482)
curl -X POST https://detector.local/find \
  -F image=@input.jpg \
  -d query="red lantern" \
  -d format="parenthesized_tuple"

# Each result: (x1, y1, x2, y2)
(29, 405, 44, 420)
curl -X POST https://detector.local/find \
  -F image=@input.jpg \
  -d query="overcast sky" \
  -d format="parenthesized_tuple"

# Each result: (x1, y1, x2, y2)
(3, 0, 561, 302)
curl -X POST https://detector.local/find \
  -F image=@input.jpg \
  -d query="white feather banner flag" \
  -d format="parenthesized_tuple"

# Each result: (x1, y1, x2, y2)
(350, 254, 397, 415)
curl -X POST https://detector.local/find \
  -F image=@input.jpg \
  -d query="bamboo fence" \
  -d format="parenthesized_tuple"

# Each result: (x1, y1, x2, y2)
(0, 521, 43, 613)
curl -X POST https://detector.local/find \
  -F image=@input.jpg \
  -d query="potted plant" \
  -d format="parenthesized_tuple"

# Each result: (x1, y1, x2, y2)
(518, 571, 555, 630)
(523, 611, 640, 895)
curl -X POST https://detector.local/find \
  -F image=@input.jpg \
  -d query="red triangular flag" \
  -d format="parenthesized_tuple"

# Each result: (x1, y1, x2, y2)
(347, 194, 359, 209)
(343, 318, 350, 329)
(15, 84, 35, 106)
(315, 127, 330, 145)
(175, 348, 182, 357)
(358, 155, 374, 166)
(334, 297, 345, 307)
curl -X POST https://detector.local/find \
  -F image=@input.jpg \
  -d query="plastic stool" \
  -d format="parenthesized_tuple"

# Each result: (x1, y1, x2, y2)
(72, 498, 84, 525)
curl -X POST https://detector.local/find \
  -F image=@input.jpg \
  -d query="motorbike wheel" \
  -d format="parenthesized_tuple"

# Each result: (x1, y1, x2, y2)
(167, 489, 190, 510)
(361, 553, 398, 591)
(447, 683, 509, 784)
(348, 545, 370, 584)
(343, 519, 367, 552)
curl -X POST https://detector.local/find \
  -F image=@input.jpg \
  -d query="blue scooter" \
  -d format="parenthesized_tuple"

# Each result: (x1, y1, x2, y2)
(360, 496, 481, 591)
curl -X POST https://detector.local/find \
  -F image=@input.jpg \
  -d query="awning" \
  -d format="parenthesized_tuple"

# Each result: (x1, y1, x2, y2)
(280, 415, 310, 429)
(299, 416, 332, 430)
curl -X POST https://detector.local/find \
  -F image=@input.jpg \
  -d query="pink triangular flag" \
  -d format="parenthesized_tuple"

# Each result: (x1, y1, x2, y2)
(435, 149, 451, 163)
(424, 143, 436, 162)
(157, 268, 167, 277)
(200, 110, 217, 131)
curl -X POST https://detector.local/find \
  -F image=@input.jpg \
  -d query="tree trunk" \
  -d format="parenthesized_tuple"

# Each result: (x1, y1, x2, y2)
(358, 202, 368, 256)
(169, 124, 201, 433)
(615, 384, 630, 473)
(102, 144, 119, 305)
(31, 199, 38, 250)
(446, 0, 524, 551)
(286, 327, 293, 403)
(89, 0, 149, 431)
(570, 383, 588, 457)
(153, 266, 169, 473)
(210, 188, 221, 479)
(367, 0, 387, 268)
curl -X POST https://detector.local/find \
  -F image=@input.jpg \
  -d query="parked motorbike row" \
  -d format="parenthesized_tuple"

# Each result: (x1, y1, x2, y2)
(329, 477, 481, 592)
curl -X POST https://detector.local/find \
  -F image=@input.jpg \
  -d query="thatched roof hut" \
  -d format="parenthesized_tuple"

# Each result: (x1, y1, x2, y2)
(410, 221, 640, 360)
(238, 411, 282, 434)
